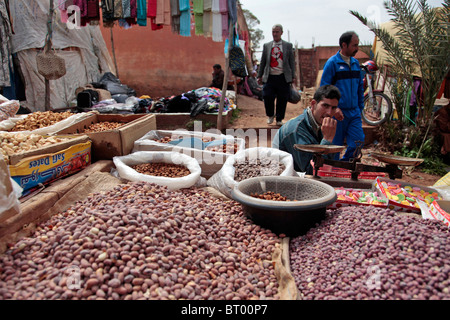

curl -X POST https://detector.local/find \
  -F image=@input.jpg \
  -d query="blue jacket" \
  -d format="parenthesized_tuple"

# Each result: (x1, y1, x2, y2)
(320, 51, 364, 118)
(273, 109, 335, 174)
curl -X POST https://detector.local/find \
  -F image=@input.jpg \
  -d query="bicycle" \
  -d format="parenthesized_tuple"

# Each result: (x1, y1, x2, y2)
(361, 61, 393, 126)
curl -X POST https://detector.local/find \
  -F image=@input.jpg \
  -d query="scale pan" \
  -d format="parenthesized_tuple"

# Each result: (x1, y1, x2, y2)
(369, 153, 424, 166)
(294, 144, 346, 155)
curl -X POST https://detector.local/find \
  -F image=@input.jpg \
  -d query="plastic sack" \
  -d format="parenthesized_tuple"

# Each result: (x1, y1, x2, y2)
(0, 156, 22, 221)
(112, 151, 203, 190)
(288, 84, 301, 104)
(207, 147, 297, 198)
(0, 99, 20, 122)
(0, 112, 94, 135)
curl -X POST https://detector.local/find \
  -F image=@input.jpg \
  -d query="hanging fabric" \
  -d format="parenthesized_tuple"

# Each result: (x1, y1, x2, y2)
(148, 0, 162, 30)
(122, 0, 131, 19)
(211, 0, 222, 42)
(193, 0, 203, 36)
(170, 0, 180, 33)
(179, 0, 190, 37)
(227, 0, 237, 25)
(137, 0, 147, 26)
(102, 0, 115, 27)
(0, 0, 12, 87)
(156, 0, 170, 25)
(219, 0, 228, 38)
(129, 0, 137, 18)
(147, 0, 157, 18)
(202, 0, 212, 37)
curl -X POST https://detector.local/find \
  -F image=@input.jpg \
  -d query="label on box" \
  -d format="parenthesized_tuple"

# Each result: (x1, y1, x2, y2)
(9, 142, 91, 193)
(429, 200, 450, 227)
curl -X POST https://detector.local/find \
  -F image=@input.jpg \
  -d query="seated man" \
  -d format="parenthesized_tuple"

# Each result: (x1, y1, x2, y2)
(210, 64, 233, 90)
(272, 85, 343, 174)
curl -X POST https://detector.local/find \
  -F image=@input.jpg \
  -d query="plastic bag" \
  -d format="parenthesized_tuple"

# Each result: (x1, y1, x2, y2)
(0, 99, 20, 121)
(0, 156, 22, 221)
(207, 147, 297, 198)
(0, 112, 93, 135)
(288, 84, 301, 104)
(112, 151, 203, 190)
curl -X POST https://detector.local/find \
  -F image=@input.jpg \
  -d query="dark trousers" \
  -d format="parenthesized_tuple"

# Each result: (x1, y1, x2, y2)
(262, 74, 290, 122)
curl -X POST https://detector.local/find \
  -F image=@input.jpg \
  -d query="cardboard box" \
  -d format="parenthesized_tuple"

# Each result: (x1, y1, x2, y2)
(55, 113, 157, 160)
(7, 135, 92, 194)
(375, 177, 442, 213)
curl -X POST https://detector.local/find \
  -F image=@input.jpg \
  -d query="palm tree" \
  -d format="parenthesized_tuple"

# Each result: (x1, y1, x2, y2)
(350, 0, 450, 126)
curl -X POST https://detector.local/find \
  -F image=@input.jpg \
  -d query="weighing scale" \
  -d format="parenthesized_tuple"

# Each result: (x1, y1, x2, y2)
(294, 142, 424, 181)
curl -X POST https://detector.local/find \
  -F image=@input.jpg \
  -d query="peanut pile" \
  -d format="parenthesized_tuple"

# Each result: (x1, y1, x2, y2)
(82, 122, 124, 133)
(0, 133, 69, 158)
(155, 135, 238, 154)
(0, 182, 281, 300)
(156, 135, 215, 144)
(205, 143, 239, 154)
(11, 111, 73, 132)
(131, 163, 190, 178)
(290, 206, 450, 300)
(250, 191, 296, 202)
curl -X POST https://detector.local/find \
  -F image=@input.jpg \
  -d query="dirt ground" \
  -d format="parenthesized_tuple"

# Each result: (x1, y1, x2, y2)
(229, 94, 444, 187)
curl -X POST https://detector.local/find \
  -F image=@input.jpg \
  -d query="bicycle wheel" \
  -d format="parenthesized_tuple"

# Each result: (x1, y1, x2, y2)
(362, 92, 393, 126)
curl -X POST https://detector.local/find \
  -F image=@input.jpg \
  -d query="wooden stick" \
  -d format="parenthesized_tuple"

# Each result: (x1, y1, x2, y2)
(44, 0, 54, 111)
(110, 28, 119, 78)
(217, 20, 234, 131)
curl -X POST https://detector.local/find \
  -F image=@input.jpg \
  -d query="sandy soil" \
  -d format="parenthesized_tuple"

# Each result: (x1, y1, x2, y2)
(229, 94, 444, 187)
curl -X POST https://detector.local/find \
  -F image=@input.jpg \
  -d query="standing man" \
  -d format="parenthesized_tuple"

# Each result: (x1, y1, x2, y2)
(272, 85, 343, 174)
(320, 31, 365, 161)
(258, 24, 296, 126)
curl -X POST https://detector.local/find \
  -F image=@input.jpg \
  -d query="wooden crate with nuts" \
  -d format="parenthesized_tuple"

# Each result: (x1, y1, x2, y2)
(55, 113, 157, 161)
(1, 134, 92, 195)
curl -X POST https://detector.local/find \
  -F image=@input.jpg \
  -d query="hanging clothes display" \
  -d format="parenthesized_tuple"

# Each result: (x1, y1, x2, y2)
(227, 0, 237, 25)
(202, 0, 212, 37)
(193, 0, 203, 36)
(122, 0, 131, 19)
(170, 0, 180, 34)
(0, 0, 12, 88)
(102, 0, 115, 27)
(136, 0, 147, 26)
(211, 0, 222, 42)
(179, 0, 190, 37)
(147, 0, 162, 30)
(219, 0, 228, 38)
(156, 0, 171, 26)
(53, 1, 239, 41)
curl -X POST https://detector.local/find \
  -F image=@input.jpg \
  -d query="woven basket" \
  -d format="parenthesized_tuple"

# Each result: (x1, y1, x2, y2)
(36, 42, 66, 80)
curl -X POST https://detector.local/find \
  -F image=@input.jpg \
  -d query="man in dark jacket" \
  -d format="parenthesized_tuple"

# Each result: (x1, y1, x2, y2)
(257, 24, 296, 126)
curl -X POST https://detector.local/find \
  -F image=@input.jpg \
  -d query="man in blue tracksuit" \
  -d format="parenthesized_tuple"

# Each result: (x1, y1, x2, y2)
(320, 31, 365, 161)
